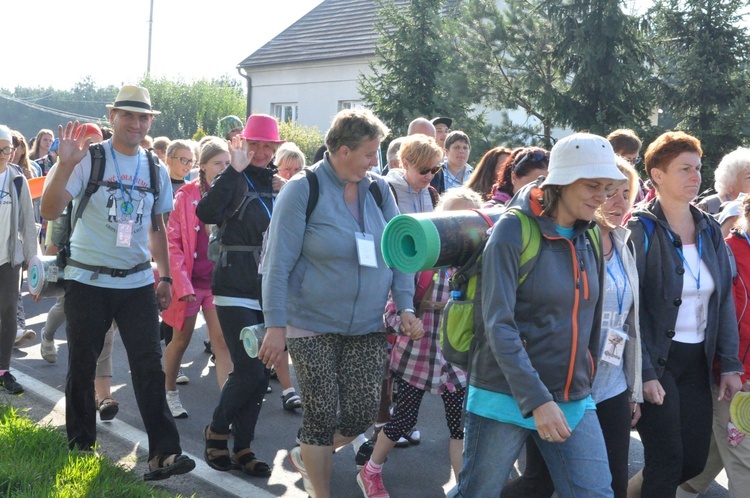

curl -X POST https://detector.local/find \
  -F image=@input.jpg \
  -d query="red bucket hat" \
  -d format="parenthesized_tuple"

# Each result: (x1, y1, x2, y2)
(242, 114, 285, 144)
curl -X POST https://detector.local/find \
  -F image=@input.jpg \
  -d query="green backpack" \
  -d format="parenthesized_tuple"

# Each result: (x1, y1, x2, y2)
(439, 209, 601, 370)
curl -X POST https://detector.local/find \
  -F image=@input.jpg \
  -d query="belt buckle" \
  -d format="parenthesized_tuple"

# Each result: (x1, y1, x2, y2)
(110, 268, 128, 278)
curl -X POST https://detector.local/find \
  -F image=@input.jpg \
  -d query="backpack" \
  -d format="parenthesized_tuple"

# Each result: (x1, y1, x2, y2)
(51, 143, 161, 267)
(439, 209, 602, 370)
(303, 168, 384, 222)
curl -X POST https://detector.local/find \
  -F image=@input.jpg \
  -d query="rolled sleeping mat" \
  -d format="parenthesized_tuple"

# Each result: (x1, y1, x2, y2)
(382, 208, 504, 273)
(730, 391, 750, 435)
(27, 255, 65, 299)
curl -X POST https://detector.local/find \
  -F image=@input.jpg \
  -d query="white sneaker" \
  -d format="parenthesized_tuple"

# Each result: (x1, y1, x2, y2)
(14, 329, 36, 348)
(176, 369, 189, 384)
(166, 390, 188, 418)
(289, 446, 315, 497)
(40, 331, 57, 364)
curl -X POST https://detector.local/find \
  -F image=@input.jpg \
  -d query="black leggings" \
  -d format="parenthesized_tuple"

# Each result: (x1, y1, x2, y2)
(383, 377, 465, 441)
(501, 389, 632, 498)
(637, 341, 712, 497)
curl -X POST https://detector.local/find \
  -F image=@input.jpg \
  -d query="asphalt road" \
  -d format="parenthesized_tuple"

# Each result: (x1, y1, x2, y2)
(7, 285, 731, 497)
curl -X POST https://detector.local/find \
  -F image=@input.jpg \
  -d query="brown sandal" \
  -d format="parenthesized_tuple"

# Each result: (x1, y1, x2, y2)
(98, 397, 119, 421)
(144, 453, 195, 481)
(231, 447, 271, 477)
(204, 425, 231, 471)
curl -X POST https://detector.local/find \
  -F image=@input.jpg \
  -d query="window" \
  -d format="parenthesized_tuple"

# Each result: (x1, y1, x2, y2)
(272, 103, 298, 123)
(338, 100, 365, 111)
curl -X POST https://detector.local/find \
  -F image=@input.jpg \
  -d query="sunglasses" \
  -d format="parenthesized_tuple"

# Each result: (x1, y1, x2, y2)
(418, 166, 442, 176)
(513, 149, 550, 171)
(625, 156, 641, 165)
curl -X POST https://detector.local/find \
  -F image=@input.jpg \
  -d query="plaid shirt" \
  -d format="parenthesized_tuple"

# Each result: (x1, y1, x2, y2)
(443, 165, 473, 191)
(385, 270, 467, 394)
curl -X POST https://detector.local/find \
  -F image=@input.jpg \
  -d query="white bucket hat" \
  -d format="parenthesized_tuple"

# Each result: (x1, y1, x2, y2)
(0, 125, 13, 144)
(544, 133, 627, 187)
(106, 85, 161, 115)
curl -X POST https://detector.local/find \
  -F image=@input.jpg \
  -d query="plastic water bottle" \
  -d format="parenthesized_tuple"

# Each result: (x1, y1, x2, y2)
(240, 323, 267, 358)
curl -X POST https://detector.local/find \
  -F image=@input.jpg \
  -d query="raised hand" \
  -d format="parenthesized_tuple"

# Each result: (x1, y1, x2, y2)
(228, 135, 255, 173)
(57, 121, 92, 168)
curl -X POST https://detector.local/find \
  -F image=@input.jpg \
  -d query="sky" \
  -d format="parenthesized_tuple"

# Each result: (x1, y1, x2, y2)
(4, 0, 324, 91)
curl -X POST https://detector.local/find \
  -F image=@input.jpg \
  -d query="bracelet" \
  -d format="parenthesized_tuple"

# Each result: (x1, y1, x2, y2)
(397, 308, 416, 317)
(158, 276, 173, 284)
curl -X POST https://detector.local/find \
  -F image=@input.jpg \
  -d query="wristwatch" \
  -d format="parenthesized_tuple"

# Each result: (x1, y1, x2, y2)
(397, 308, 416, 317)
(158, 276, 173, 284)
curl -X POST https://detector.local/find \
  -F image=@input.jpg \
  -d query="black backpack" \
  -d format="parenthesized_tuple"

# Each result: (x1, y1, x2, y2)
(51, 143, 161, 266)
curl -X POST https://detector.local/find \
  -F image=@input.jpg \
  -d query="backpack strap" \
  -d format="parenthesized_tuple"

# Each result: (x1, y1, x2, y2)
(511, 210, 542, 286)
(428, 186, 439, 209)
(72, 143, 106, 228)
(304, 169, 385, 223)
(638, 217, 656, 254)
(145, 148, 160, 231)
(304, 169, 319, 224)
(387, 182, 398, 206)
(13, 176, 23, 198)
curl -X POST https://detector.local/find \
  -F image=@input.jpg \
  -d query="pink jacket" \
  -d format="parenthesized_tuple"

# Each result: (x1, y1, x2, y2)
(162, 179, 213, 331)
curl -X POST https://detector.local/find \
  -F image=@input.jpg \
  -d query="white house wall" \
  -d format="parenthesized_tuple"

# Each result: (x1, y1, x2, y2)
(247, 57, 374, 131)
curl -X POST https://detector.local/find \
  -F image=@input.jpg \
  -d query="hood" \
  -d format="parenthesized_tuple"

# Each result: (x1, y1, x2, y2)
(506, 176, 596, 239)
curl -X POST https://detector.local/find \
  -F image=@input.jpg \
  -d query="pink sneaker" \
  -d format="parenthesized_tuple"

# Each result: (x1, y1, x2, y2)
(357, 467, 390, 498)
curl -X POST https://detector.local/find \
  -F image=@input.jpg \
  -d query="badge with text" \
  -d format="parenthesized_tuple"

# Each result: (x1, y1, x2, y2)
(696, 299, 707, 332)
(116, 220, 135, 248)
(355, 232, 378, 268)
(600, 326, 629, 367)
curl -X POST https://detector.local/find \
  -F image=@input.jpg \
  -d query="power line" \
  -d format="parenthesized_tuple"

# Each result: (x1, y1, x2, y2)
(0, 92, 105, 123)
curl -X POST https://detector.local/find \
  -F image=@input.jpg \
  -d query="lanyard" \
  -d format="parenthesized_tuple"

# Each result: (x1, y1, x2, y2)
(407, 184, 424, 213)
(108, 141, 141, 214)
(242, 172, 272, 220)
(605, 244, 627, 316)
(667, 230, 702, 290)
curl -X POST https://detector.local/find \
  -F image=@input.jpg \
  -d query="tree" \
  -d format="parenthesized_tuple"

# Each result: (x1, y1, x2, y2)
(648, 0, 750, 186)
(545, 0, 657, 133)
(359, 0, 488, 161)
(455, 0, 655, 146)
(140, 75, 246, 140)
(278, 121, 325, 165)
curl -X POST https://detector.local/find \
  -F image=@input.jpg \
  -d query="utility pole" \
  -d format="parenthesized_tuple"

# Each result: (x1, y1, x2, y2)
(147, 0, 154, 74)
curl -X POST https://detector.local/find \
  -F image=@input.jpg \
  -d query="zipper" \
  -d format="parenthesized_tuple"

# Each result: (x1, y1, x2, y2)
(543, 234, 582, 402)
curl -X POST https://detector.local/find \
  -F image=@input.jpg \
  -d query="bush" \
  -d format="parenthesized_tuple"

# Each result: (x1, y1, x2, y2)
(277, 121, 325, 165)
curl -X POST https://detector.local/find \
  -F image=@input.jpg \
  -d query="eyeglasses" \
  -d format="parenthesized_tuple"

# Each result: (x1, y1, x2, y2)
(170, 156, 195, 166)
(418, 166, 442, 176)
(625, 156, 641, 166)
(513, 149, 550, 171)
(0, 146, 16, 155)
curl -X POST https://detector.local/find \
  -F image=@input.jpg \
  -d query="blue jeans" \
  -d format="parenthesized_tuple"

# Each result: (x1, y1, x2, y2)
(448, 410, 613, 498)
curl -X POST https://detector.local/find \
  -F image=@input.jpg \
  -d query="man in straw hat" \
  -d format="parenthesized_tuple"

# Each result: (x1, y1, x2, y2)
(41, 85, 195, 480)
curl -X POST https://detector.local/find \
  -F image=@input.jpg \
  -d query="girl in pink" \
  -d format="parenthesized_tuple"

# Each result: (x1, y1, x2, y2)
(162, 138, 232, 418)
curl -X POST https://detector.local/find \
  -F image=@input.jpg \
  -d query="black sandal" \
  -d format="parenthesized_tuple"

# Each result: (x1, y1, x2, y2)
(204, 425, 232, 471)
(144, 453, 195, 481)
(231, 447, 272, 477)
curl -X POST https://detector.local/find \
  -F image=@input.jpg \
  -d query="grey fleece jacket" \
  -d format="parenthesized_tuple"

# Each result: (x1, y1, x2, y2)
(472, 180, 604, 418)
(627, 199, 742, 383)
(262, 157, 414, 335)
(5, 165, 37, 267)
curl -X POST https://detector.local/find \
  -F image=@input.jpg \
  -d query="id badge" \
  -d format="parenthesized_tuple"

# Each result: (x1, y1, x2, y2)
(355, 232, 378, 268)
(696, 298, 707, 332)
(600, 326, 629, 367)
(116, 220, 134, 248)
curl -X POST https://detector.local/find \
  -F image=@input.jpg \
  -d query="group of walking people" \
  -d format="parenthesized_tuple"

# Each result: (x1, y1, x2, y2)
(1, 83, 748, 498)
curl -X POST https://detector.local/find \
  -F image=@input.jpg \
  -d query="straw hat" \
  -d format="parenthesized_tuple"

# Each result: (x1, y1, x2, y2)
(106, 85, 161, 115)
(241, 114, 285, 144)
(545, 133, 626, 187)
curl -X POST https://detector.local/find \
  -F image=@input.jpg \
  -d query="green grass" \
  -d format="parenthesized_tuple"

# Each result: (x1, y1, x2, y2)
(0, 403, 186, 497)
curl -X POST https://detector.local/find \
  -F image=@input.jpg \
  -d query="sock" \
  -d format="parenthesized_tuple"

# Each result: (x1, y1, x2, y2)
(364, 459, 383, 475)
(282, 387, 296, 396)
(167, 389, 178, 395)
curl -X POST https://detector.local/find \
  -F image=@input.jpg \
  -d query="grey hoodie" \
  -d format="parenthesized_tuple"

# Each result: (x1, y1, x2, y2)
(262, 157, 414, 335)
(383, 169, 435, 215)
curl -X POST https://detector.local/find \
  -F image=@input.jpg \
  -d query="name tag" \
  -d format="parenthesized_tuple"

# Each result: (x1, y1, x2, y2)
(355, 232, 378, 268)
(116, 220, 134, 248)
(600, 326, 628, 367)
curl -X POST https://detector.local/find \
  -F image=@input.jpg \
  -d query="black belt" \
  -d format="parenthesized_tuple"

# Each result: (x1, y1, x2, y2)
(67, 259, 152, 280)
